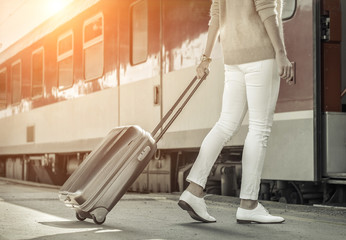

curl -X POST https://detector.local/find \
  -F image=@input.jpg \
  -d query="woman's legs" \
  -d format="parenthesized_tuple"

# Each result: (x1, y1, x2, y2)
(186, 64, 248, 192)
(180, 59, 282, 223)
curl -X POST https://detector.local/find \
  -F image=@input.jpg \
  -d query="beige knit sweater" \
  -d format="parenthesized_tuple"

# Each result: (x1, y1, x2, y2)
(209, 0, 283, 65)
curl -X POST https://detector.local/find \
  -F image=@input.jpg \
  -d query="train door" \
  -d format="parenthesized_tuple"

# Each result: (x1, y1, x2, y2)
(118, 0, 161, 132)
(263, 0, 346, 184)
(321, 0, 346, 184)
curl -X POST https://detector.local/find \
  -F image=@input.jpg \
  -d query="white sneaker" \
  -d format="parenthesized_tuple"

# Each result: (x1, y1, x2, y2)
(178, 190, 216, 223)
(236, 203, 285, 224)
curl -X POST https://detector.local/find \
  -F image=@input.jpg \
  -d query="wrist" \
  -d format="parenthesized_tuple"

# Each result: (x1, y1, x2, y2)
(201, 54, 212, 63)
(275, 49, 286, 56)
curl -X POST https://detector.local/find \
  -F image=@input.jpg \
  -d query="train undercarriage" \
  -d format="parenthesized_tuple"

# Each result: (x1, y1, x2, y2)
(1, 145, 345, 206)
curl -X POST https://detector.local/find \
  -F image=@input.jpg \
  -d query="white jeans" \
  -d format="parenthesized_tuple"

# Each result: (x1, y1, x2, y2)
(187, 59, 280, 200)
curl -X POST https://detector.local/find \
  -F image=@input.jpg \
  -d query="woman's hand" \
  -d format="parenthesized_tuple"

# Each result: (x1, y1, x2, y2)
(196, 60, 210, 79)
(276, 52, 294, 85)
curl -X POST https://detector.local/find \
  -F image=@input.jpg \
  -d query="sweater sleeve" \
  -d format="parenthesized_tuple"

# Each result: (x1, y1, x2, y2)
(208, 0, 219, 27)
(254, 0, 278, 22)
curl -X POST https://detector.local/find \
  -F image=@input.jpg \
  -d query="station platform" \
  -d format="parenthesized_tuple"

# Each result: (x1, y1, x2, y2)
(0, 178, 346, 240)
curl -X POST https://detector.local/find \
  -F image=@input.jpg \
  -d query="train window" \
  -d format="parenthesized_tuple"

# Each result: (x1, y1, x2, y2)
(0, 68, 6, 109)
(11, 60, 21, 104)
(57, 31, 73, 89)
(130, 0, 148, 65)
(282, 0, 296, 20)
(83, 13, 104, 81)
(32, 48, 44, 98)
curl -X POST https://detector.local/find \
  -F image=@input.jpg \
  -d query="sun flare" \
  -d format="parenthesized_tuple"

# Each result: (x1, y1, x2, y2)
(45, 0, 73, 16)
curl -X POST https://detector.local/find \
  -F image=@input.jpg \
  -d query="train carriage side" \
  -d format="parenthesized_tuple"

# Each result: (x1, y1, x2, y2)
(0, 0, 166, 187)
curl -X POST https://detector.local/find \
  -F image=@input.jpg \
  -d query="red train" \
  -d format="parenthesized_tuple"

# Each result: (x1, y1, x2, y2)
(0, 0, 345, 205)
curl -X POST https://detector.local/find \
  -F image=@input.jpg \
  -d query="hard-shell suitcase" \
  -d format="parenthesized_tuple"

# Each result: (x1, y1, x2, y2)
(59, 126, 156, 224)
(59, 71, 209, 224)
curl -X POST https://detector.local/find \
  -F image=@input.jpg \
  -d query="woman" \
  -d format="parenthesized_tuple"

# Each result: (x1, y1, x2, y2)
(178, 0, 293, 224)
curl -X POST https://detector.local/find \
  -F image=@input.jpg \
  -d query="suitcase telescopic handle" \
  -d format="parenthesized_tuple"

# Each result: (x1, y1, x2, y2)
(152, 69, 209, 143)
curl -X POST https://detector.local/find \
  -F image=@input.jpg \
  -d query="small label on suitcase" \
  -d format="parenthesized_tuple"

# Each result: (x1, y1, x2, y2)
(137, 146, 151, 161)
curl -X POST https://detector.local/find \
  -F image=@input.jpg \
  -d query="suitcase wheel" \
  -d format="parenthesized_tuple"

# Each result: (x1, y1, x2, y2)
(90, 207, 108, 225)
(76, 212, 87, 221)
(92, 215, 106, 225)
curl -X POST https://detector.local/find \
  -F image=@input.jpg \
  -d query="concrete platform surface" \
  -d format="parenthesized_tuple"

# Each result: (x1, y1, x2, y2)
(0, 179, 346, 240)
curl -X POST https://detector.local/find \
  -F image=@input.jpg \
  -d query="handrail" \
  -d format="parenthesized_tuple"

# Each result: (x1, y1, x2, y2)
(341, 88, 346, 98)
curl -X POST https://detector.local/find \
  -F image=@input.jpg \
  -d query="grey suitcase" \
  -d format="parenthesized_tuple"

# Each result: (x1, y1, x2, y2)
(59, 71, 209, 224)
